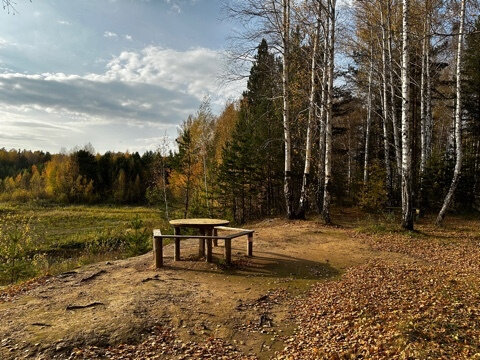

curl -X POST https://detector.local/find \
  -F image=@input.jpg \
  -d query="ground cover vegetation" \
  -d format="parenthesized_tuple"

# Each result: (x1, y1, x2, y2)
(0, 204, 165, 285)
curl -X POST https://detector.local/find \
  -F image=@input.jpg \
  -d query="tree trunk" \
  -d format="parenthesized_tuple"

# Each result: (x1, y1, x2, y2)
(436, 0, 466, 226)
(322, 0, 335, 224)
(297, 3, 321, 219)
(401, 0, 414, 230)
(380, 8, 392, 202)
(282, 0, 294, 219)
(387, 0, 402, 180)
(316, 9, 329, 213)
(363, 37, 374, 186)
(419, 9, 432, 212)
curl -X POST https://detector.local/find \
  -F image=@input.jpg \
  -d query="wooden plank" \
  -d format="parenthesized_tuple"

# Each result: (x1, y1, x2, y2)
(169, 218, 229, 227)
(153, 234, 223, 239)
(154, 236, 163, 268)
(226, 230, 254, 239)
(174, 227, 181, 261)
(247, 233, 253, 257)
(153, 229, 162, 237)
(213, 228, 218, 247)
(224, 238, 231, 264)
(214, 226, 254, 232)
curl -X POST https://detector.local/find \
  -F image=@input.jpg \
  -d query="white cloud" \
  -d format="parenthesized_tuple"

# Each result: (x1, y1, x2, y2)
(125, 34, 133, 41)
(58, 20, 71, 25)
(103, 31, 118, 38)
(0, 37, 8, 48)
(0, 46, 246, 153)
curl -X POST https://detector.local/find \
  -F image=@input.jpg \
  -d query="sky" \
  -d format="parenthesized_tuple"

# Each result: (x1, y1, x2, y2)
(0, 0, 246, 154)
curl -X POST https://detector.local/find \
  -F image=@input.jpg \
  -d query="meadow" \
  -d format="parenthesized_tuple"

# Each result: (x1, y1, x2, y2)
(0, 203, 170, 286)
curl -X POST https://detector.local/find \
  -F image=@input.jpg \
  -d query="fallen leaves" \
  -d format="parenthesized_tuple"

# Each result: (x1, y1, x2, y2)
(277, 219, 480, 359)
(70, 326, 257, 360)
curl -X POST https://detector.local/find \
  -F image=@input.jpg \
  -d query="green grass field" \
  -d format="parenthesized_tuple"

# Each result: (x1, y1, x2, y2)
(0, 203, 170, 285)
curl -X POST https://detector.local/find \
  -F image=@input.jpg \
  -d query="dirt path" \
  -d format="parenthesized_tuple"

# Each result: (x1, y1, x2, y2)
(0, 215, 408, 359)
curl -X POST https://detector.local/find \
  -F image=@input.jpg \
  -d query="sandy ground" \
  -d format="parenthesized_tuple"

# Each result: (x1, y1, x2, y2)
(0, 214, 407, 359)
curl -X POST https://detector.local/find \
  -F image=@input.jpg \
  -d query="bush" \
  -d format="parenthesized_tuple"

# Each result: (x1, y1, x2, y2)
(359, 161, 388, 212)
(0, 215, 35, 284)
(125, 215, 150, 256)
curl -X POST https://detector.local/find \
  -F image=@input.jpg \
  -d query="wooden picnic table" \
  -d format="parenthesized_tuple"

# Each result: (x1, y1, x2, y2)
(169, 218, 229, 260)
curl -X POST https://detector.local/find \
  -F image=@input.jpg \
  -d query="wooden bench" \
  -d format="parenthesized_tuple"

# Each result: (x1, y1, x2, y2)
(152, 227, 254, 268)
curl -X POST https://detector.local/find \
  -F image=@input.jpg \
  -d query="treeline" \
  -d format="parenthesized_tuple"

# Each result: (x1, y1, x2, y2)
(0, 147, 156, 204)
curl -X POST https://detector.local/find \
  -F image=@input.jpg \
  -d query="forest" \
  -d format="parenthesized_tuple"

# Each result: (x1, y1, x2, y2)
(1, 0, 479, 228)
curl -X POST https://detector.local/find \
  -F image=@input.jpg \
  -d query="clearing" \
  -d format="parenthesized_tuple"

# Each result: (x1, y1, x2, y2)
(1, 209, 479, 359)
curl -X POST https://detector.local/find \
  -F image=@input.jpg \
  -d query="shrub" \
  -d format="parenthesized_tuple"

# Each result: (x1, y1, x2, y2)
(359, 161, 388, 212)
(0, 215, 35, 284)
(125, 215, 150, 256)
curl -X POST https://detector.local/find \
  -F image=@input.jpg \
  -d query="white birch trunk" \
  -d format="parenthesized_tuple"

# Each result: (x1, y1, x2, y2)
(380, 8, 392, 200)
(282, 0, 294, 219)
(420, 9, 433, 179)
(387, 1, 402, 178)
(401, 0, 414, 229)
(322, 0, 335, 224)
(317, 8, 329, 212)
(420, 27, 427, 176)
(297, 2, 321, 218)
(436, 0, 466, 225)
(363, 39, 374, 186)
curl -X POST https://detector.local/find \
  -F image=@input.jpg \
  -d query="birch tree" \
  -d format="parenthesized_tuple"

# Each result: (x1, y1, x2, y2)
(387, 0, 402, 179)
(317, 6, 329, 212)
(401, 0, 414, 230)
(282, 0, 295, 219)
(363, 36, 374, 185)
(322, 0, 336, 224)
(436, 0, 466, 225)
(297, 0, 322, 219)
(380, 6, 393, 201)
(419, 1, 433, 210)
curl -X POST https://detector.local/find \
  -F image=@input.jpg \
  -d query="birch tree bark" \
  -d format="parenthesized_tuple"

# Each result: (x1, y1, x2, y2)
(436, 0, 466, 225)
(401, 0, 414, 230)
(322, 0, 335, 224)
(297, 0, 321, 219)
(419, 6, 432, 211)
(387, 0, 402, 178)
(420, 3, 433, 175)
(282, 0, 294, 219)
(316, 7, 329, 212)
(380, 8, 392, 201)
(363, 37, 374, 185)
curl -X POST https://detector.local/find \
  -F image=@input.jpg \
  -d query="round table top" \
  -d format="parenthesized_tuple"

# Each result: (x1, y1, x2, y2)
(169, 218, 230, 228)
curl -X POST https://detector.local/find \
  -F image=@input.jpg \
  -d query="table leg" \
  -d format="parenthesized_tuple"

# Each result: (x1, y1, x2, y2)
(199, 228, 206, 258)
(213, 228, 218, 247)
(174, 227, 181, 261)
(247, 233, 253, 257)
(206, 229, 213, 263)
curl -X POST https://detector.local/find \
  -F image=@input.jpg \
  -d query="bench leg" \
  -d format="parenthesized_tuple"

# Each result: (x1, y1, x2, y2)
(213, 229, 218, 247)
(199, 229, 206, 258)
(224, 238, 231, 264)
(154, 236, 163, 268)
(247, 233, 253, 257)
(206, 240, 212, 263)
(206, 229, 213, 263)
(174, 227, 181, 261)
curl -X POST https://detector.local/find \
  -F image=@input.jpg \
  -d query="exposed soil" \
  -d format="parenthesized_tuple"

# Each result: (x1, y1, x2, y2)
(0, 211, 413, 359)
